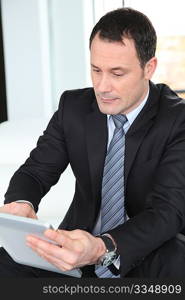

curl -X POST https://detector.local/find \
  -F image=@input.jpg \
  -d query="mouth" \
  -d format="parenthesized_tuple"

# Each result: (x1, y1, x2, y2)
(100, 96, 119, 103)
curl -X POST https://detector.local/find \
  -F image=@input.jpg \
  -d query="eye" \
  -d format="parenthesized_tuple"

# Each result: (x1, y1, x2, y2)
(92, 69, 101, 73)
(113, 73, 124, 77)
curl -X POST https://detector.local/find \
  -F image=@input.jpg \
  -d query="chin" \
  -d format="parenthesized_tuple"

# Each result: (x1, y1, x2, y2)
(98, 103, 121, 115)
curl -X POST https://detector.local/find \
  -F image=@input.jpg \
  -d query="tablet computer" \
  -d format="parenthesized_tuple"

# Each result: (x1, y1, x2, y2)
(0, 213, 82, 278)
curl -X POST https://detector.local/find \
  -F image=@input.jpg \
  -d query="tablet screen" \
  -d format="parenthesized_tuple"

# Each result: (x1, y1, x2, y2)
(0, 213, 82, 278)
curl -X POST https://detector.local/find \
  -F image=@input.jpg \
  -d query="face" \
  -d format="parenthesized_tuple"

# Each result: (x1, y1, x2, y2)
(90, 34, 157, 115)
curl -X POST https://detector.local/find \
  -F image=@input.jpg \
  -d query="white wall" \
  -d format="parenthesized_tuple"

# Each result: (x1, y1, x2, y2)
(48, 0, 94, 109)
(124, 0, 185, 36)
(0, 0, 94, 224)
(0, 118, 75, 227)
(1, 0, 53, 120)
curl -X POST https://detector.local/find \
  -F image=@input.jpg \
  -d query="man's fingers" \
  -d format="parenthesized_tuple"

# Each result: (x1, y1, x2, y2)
(44, 229, 77, 250)
(26, 235, 61, 256)
(27, 241, 73, 271)
(28, 210, 38, 219)
(26, 235, 79, 269)
(27, 229, 101, 269)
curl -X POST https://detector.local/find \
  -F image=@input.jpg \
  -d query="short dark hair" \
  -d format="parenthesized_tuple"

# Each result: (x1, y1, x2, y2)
(89, 7, 157, 68)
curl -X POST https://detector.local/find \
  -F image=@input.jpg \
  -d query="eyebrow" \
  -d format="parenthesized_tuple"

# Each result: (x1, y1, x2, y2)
(91, 64, 127, 71)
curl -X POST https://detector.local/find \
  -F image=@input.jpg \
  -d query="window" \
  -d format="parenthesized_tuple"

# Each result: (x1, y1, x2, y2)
(93, 0, 124, 22)
(124, 0, 185, 97)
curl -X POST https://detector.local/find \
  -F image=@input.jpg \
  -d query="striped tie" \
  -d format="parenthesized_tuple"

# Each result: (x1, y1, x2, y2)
(95, 114, 127, 278)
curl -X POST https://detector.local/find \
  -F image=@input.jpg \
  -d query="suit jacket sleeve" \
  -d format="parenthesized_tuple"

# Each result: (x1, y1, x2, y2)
(4, 92, 69, 212)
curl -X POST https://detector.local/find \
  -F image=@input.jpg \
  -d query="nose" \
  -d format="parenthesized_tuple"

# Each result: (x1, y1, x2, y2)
(96, 74, 112, 93)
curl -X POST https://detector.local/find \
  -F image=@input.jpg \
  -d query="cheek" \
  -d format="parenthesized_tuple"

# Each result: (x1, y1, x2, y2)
(116, 81, 132, 98)
(118, 75, 144, 96)
(115, 75, 134, 91)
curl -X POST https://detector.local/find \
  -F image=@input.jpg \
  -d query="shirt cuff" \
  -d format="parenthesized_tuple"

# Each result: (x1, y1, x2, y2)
(15, 200, 34, 211)
(113, 255, 120, 269)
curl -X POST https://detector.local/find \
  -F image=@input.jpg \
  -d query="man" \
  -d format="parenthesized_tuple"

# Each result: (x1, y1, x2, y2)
(0, 7, 185, 278)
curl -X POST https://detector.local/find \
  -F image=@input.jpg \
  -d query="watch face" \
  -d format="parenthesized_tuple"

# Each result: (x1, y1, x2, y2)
(102, 252, 117, 267)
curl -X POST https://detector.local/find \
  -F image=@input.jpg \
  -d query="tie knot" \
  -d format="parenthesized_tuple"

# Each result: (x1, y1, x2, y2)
(112, 114, 127, 129)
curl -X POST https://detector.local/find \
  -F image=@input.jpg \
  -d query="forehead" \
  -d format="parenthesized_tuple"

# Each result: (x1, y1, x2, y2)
(90, 34, 139, 67)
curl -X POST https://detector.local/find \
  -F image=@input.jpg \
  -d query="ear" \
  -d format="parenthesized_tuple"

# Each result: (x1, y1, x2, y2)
(144, 57, 157, 80)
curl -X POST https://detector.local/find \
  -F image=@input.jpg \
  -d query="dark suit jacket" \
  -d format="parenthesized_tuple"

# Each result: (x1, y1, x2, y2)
(4, 81, 185, 277)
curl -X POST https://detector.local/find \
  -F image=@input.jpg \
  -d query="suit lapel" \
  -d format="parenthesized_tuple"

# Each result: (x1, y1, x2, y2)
(124, 82, 160, 186)
(85, 101, 108, 218)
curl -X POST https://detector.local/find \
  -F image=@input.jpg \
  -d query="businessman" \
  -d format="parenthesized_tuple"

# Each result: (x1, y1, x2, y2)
(0, 7, 185, 278)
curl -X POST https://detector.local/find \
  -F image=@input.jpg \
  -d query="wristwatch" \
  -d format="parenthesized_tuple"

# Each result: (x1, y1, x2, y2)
(97, 233, 118, 267)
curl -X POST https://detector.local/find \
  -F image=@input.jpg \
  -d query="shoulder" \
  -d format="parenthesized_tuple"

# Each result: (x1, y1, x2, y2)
(143, 82, 185, 137)
(156, 83, 185, 112)
(154, 83, 185, 135)
(56, 87, 98, 124)
(59, 87, 96, 109)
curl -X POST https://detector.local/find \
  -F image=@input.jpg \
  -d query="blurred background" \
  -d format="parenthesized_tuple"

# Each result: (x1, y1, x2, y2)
(0, 0, 185, 226)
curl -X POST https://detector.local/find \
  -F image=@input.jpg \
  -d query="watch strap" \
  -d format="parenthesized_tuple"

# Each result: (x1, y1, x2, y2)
(96, 233, 118, 266)
(99, 234, 116, 252)
(108, 263, 120, 276)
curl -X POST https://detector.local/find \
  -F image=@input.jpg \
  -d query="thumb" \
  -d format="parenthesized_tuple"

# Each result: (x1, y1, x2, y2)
(28, 210, 38, 219)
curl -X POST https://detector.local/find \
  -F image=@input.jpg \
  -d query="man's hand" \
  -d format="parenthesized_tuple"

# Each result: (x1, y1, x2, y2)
(26, 229, 106, 271)
(0, 202, 37, 219)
